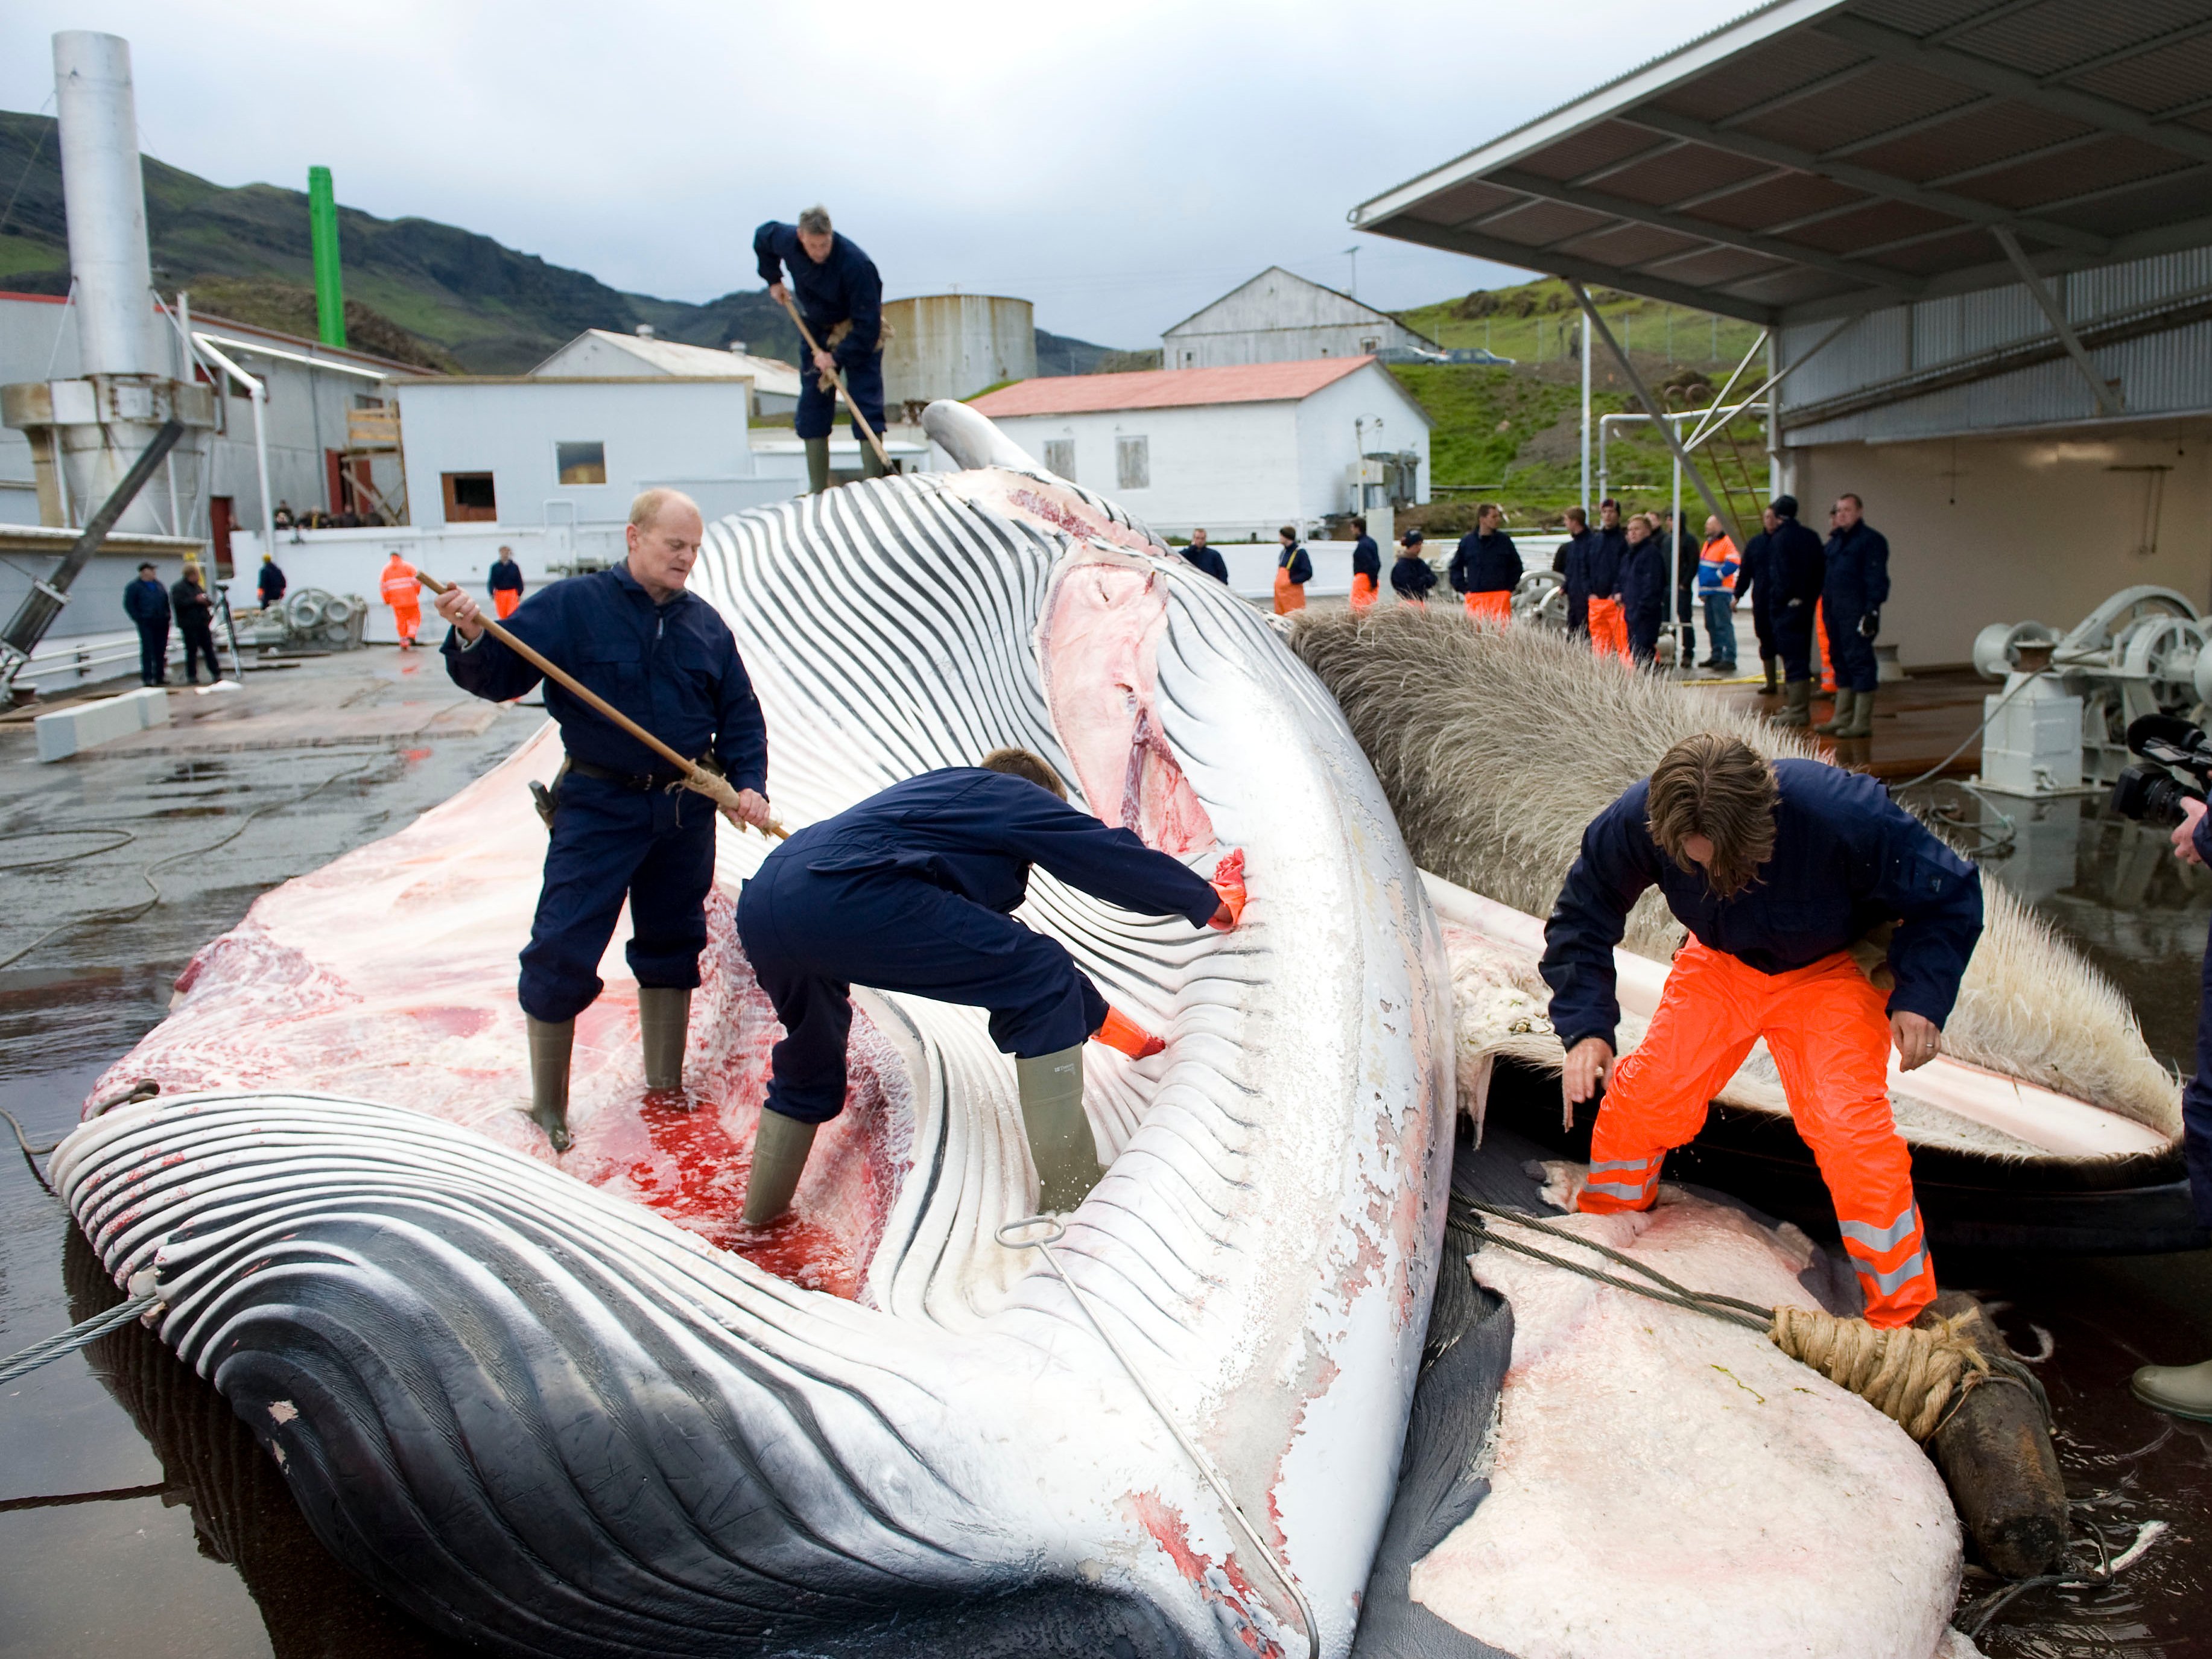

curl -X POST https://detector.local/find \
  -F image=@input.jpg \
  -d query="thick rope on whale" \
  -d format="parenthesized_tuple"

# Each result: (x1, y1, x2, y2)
(1455, 1197, 2046, 1442)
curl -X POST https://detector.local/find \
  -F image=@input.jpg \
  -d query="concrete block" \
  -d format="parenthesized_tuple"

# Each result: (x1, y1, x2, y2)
(35, 685, 171, 762)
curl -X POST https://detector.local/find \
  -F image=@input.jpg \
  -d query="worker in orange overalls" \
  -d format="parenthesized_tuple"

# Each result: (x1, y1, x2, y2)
(1348, 515, 1380, 612)
(1541, 733, 1983, 1329)
(1450, 502, 1521, 624)
(1585, 498, 1632, 661)
(1272, 525, 1311, 615)
(380, 550, 422, 650)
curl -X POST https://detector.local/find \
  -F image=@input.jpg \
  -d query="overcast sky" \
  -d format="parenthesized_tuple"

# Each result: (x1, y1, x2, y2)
(3, 0, 1748, 347)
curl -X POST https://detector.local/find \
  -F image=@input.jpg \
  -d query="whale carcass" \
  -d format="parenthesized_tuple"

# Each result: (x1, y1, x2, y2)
(54, 403, 1456, 1659)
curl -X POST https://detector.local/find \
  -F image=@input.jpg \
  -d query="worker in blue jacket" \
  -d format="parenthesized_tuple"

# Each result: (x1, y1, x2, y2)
(1391, 530, 1437, 605)
(1735, 507, 1781, 695)
(1448, 504, 1521, 623)
(123, 561, 170, 685)
(755, 206, 885, 495)
(1180, 527, 1229, 583)
(1551, 507, 1594, 636)
(1816, 493, 1891, 741)
(1765, 495, 1827, 728)
(1540, 734, 1982, 1328)
(1585, 500, 1632, 660)
(1618, 514, 1668, 666)
(736, 750, 1241, 1223)
(434, 487, 772, 1152)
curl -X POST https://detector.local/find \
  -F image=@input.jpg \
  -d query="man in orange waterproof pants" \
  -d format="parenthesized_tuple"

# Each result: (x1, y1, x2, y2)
(381, 550, 422, 649)
(1539, 733, 1983, 1327)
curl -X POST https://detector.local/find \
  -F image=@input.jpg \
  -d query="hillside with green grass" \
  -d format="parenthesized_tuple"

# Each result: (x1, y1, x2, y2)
(1385, 278, 1773, 538)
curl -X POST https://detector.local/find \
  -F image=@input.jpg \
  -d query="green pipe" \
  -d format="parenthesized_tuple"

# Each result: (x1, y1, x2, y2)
(308, 165, 346, 349)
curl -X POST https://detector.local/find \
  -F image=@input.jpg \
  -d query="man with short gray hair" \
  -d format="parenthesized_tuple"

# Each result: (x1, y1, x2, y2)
(435, 488, 772, 1151)
(755, 206, 886, 494)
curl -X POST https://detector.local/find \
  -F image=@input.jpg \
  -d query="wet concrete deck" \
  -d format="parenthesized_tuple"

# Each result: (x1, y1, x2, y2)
(0, 644, 2208, 1657)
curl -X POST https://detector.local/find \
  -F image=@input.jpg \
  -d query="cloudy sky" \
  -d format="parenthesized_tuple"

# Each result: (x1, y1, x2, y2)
(3, 0, 1749, 347)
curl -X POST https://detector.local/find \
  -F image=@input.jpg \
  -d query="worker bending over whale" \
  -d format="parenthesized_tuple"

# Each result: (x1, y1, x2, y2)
(737, 748, 1242, 1224)
(435, 488, 773, 1151)
(1540, 733, 1983, 1328)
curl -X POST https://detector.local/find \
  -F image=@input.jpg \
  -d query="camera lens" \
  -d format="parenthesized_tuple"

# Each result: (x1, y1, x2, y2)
(2111, 765, 2190, 828)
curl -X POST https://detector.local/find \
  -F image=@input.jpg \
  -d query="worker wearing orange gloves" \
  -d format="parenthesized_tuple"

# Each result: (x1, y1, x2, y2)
(735, 747, 1246, 1224)
(1273, 525, 1311, 615)
(1539, 733, 1983, 1328)
(1585, 498, 1632, 662)
(381, 550, 422, 650)
(1349, 516, 1381, 612)
(1449, 502, 1521, 624)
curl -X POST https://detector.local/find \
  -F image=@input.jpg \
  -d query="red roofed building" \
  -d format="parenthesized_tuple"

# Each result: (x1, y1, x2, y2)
(966, 356, 1430, 542)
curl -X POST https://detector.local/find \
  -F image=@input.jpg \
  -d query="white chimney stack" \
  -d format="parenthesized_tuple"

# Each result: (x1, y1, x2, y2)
(53, 31, 159, 379)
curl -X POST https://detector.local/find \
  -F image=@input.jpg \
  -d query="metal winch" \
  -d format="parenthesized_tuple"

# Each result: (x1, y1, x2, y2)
(1972, 585, 2212, 793)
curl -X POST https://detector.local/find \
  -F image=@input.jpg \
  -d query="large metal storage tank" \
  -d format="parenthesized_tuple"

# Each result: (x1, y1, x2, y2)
(881, 294, 1036, 411)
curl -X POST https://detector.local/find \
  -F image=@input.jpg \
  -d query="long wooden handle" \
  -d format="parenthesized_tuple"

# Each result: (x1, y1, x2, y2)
(417, 571, 787, 838)
(779, 291, 894, 472)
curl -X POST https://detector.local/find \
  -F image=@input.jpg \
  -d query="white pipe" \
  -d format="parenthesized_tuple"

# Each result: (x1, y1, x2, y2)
(194, 335, 273, 557)
(195, 331, 388, 381)
(52, 31, 157, 379)
(1579, 315, 1591, 512)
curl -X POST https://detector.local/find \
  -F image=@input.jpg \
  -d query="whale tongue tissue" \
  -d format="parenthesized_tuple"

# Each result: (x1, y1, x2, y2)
(1041, 559, 1214, 855)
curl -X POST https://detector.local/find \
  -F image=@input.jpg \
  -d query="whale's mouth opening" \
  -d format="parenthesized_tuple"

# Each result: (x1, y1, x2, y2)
(1040, 555, 1215, 854)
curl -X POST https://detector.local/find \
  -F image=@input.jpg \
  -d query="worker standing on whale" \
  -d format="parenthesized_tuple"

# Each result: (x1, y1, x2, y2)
(434, 488, 773, 1152)
(1541, 732, 1982, 1328)
(755, 206, 886, 495)
(735, 747, 1244, 1225)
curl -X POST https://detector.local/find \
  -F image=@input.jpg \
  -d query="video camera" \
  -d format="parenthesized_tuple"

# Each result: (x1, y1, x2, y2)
(2110, 713, 2212, 827)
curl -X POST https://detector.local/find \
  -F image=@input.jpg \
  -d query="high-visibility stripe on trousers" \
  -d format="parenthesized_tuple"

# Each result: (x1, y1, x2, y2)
(1577, 938, 1936, 1328)
(1465, 589, 1512, 624)
(1587, 595, 1631, 662)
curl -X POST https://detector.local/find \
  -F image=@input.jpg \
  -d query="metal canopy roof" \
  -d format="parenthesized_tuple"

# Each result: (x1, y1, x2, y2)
(1351, 0, 2212, 324)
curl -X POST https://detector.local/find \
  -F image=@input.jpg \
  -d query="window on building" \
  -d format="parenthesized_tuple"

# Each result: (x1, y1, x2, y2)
(556, 441, 607, 486)
(1044, 439, 1076, 482)
(1360, 337, 1380, 354)
(443, 471, 497, 523)
(1115, 436, 1150, 492)
(1181, 350, 1195, 366)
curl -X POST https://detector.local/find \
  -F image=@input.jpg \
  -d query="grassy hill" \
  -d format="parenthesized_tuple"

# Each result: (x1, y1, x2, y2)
(1385, 278, 1775, 538)
(0, 110, 1120, 377)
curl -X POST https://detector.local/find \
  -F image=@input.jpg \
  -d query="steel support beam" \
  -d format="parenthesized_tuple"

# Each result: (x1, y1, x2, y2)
(1570, 279, 1745, 550)
(1815, 14, 2212, 167)
(1359, 215, 1780, 325)
(1991, 226, 2123, 415)
(1621, 106, 2112, 256)
(1490, 166, 1926, 296)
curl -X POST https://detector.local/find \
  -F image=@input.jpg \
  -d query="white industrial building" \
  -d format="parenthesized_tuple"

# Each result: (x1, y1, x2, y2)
(882, 294, 1036, 410)
(1351, 0, 2212, 673)
(968, 357, 1431, 541)
(1161, 269, 1442, 369)
(532, 328, 802, 417)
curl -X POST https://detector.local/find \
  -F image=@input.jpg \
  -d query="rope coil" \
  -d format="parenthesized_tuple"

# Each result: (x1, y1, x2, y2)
(1456, 1196, 2042, 1442)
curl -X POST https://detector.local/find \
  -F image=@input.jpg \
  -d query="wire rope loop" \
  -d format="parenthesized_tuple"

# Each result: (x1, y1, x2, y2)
(994, 1213, 1066, 1251)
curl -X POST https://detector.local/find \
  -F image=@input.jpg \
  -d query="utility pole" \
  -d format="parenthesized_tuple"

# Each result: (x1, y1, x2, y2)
(1344, 246, 1359, 300)
(1580, 315, 1591, 513)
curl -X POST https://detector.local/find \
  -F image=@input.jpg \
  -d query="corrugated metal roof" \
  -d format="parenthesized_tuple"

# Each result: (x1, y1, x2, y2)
(1350, 0, 2212, 325)
(540, 329, 803, 398)
(967, 357, 1383, 417)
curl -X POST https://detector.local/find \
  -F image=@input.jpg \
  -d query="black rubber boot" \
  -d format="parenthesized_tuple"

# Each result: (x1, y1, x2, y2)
(526, 1015, 574, 1152)
(1017, 1045, 1100, 1214)
(742, 1108, 820, 1225)
(639, 985, 691, 1100)
(1760, 656, 1779, 694)
(804, 437, 831, 495)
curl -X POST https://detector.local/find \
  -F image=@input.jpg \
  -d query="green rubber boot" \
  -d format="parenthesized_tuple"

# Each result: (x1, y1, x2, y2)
(742, 1108, 819, 1226)
(1816, 687, 1857, 737)
(1017, 1045, 1100, 1214)
(860, 436, 889, 479)
(1775, 678, 1813, 729)
(803, 436, 831, 495)
(1837, 685, 1876, 739)
(525, 1015, 574, 1153)
(638, 985, 691, 1098)
(1760, 656, 1779, 695)
(2132, 1359, 2212, 1421)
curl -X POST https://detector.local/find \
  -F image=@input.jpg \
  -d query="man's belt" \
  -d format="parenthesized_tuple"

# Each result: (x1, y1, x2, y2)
(566, 755, 688, 793)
